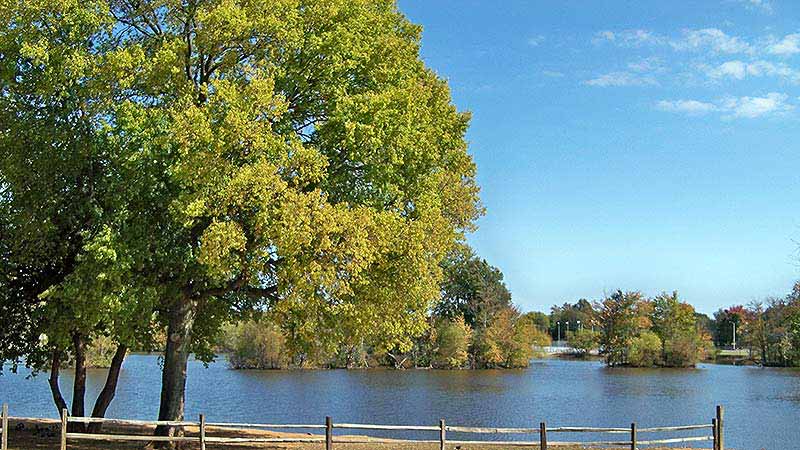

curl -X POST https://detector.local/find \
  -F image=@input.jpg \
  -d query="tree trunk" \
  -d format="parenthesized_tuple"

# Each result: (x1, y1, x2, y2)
(87, 344, 128, 433)
(48, 349, 69, 415)
(155, 296, 197, 448)
(71, 333, 87, 432)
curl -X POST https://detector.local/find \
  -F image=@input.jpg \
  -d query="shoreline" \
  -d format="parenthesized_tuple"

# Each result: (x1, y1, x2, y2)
(110, 351, 781, 371)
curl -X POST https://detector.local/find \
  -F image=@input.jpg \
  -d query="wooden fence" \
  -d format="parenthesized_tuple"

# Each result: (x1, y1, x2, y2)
(0, 403, 725, 450)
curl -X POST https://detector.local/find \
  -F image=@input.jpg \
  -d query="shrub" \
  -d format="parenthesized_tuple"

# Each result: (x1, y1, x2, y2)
(627, 331, 662, 367)
(225, 320, 289, 370)
(432, 317, 472, 369)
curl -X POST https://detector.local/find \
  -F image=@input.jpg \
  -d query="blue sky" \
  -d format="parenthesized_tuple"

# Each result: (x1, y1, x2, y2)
(398, 0, 800, 315)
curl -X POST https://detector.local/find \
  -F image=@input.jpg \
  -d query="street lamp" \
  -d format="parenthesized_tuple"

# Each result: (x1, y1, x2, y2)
(557, 321, 561, 342)
(577, 320, 582, 331)
(732, 322, 737, 350)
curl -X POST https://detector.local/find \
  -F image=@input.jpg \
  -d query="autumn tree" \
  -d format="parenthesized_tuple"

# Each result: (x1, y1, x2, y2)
(650, 292, 707, 367)
(597, 291, 650, 366)
(431, 317, 472, 369)
(472, 307, 549, 368)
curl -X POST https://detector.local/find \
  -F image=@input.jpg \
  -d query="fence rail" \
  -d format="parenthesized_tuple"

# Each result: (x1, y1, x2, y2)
(0, 402, 726, 450)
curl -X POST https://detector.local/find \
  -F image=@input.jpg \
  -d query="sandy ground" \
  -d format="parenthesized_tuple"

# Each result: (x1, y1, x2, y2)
(3, 418, 705, 450)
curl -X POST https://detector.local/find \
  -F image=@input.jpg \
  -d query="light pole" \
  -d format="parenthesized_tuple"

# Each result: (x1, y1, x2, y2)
(557, 321, 561, 343)
(732, 322, 737, 350)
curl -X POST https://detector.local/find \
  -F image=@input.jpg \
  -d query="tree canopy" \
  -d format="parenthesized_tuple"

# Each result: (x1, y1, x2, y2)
(597, 290, 709, 367)
(436, 244, 511, 330)
(1, 0, 482, 434)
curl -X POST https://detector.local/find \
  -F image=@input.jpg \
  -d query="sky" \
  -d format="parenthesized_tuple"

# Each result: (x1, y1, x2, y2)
(397, 0, 800, 315)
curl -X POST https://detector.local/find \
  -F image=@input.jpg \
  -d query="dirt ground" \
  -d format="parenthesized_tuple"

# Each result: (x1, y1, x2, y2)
(4, 418, 704, 450)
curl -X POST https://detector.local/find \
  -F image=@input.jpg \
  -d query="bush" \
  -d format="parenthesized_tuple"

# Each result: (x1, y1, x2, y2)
(663, 333, 707, 367)
(224, 320, 289, 369)
(627, 331, 662, 367)
(432, 317, 472, 369)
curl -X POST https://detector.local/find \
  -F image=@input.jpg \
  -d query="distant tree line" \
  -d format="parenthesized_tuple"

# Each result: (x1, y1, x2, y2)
(711, 282, 800, 366)
(221, 244, 550, 370)
(96, 278, 800, 371)
(550, 281, 800, 368)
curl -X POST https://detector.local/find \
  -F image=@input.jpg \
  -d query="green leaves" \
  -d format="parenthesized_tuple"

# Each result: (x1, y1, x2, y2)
(1, 0, 481, 372)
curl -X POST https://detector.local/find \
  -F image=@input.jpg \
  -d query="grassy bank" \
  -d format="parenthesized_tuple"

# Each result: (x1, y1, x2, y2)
(5, 418, 704, 450)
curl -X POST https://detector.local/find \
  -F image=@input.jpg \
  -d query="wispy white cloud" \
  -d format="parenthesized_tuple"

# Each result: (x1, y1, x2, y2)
(734, 0, 773, 13)
(656, 99, 718, 115)
(594, 30, 616, 42)
(592, 29, 666, 47)
(595, 28, 755, 55)
(627, 57, 665, 73)
(703, 60, 800, 82)
(657, 92, 792, 118)
(767, 33, 800, 55)
(527, 35, 546, 47)
(583, 71, 658, 87)
(672, 28, 755, 54)
(705, 60, 748, 79)
(722, 92, 791, 117)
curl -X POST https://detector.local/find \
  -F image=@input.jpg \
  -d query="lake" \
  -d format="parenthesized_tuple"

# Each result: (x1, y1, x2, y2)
(1, 355, 798, 449)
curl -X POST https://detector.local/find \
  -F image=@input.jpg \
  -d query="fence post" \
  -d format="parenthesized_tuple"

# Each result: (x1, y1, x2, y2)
(716, 405, 724, 450)
(630, 422, 636, 450)
(199, 414, 206, 450)
(325, 416, 333, 450)
(539, 421, 547, 450)
(60, 408, 68, 450)
(712, 418, 718, 450)
(2, 403, 8, 450)
(439, 419, 446, 450)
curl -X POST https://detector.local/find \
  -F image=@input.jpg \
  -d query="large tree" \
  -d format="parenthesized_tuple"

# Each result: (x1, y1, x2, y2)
(1, 0, 481, 441)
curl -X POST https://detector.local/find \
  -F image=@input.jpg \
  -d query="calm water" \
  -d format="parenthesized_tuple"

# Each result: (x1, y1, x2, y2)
(1, 355, 798, 449)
